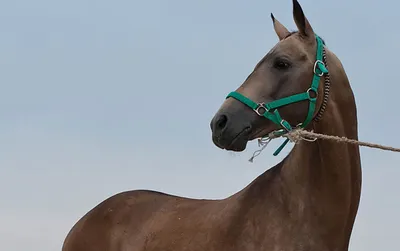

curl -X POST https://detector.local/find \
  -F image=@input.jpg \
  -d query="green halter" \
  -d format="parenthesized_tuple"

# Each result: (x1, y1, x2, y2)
(226, 35, 328, 156)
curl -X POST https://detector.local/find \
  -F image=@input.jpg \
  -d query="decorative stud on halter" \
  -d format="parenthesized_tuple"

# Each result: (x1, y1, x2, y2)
(226, 35, 329, 158)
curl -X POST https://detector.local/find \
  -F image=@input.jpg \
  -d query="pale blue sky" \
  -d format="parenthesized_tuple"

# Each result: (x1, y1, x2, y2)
(1, 0, 399, 250)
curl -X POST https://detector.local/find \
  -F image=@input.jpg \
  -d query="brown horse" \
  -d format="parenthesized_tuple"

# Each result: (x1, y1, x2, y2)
(62, 1, 362, 250)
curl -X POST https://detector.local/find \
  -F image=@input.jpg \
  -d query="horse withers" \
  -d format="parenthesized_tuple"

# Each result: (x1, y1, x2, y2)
(63, 1, 362, 250)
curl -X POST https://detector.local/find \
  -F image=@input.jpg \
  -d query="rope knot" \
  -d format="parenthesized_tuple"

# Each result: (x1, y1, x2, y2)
(286, 128, 318, 143)
(286, 129, 303, 143)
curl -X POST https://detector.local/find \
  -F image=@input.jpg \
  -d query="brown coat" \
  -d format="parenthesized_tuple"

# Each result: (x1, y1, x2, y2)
(62, 1, 362, 250)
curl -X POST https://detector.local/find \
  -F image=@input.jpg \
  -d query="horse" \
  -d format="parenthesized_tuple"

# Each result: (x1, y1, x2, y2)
(62, 1, 362, 250)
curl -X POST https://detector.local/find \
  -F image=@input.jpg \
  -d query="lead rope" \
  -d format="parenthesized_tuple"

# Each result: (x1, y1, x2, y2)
(249, 128, 400, 163)
(287, 129, 400, 152)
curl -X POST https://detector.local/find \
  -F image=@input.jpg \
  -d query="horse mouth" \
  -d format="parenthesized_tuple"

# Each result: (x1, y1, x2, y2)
(224, 127, 251, 151)
(248, 127, 275, 141)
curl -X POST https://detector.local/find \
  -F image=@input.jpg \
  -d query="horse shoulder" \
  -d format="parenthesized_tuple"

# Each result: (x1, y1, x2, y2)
(62, 189, 178, 251)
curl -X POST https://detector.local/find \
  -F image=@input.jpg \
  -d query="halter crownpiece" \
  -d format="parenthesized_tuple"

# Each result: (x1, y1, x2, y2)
(226, 35, 329, 157)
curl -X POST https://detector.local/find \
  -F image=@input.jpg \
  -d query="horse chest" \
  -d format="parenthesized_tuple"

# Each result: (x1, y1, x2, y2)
(127, 224, 322, 251)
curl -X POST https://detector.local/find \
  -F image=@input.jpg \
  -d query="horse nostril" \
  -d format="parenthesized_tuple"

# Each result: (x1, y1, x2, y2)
(216, 114, 228, 131)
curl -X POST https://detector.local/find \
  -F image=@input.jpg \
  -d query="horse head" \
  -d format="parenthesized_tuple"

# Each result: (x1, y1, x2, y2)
(210, 0, 329, 152)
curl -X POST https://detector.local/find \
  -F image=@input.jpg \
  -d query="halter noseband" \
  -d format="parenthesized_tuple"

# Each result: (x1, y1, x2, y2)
(225, 35, 329, 156)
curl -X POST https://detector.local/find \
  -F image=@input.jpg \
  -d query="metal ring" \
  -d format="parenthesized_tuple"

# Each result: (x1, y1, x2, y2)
(313, 60, 325, 77)
(253, 103, 268, 116)
(306, 88, 318, 100)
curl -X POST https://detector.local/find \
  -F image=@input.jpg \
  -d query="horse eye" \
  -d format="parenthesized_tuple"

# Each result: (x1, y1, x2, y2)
(274, 60, 290, 70)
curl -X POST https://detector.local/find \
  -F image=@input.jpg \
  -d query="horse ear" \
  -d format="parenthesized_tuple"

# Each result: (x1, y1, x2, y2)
(292, 0, 314, 39)
(271, 13, 290, 41)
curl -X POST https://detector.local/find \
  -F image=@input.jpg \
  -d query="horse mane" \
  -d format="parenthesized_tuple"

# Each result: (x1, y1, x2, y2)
(285, 31, 326, 45)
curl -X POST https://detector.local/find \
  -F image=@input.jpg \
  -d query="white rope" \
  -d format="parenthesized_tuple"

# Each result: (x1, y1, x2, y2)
(249, 128, 400, 162)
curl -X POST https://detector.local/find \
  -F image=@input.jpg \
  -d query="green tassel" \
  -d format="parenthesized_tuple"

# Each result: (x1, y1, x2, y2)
(273, 138, 290, 156)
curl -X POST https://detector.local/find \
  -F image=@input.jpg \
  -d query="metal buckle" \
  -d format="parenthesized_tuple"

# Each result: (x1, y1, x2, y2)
(313, 60, 325, 77)
(254, 103, 268, 116)
(280, 119, 291, 132)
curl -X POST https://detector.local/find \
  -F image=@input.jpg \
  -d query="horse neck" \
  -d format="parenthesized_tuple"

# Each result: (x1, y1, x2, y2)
(283, 96, 361, 207)
(280, 72, 361, 248)
(284, 63, 361, 195)
(239, 52, 362, 248)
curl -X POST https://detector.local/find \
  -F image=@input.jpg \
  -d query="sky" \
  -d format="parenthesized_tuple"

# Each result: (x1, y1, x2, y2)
(1, 0, 399, 250)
